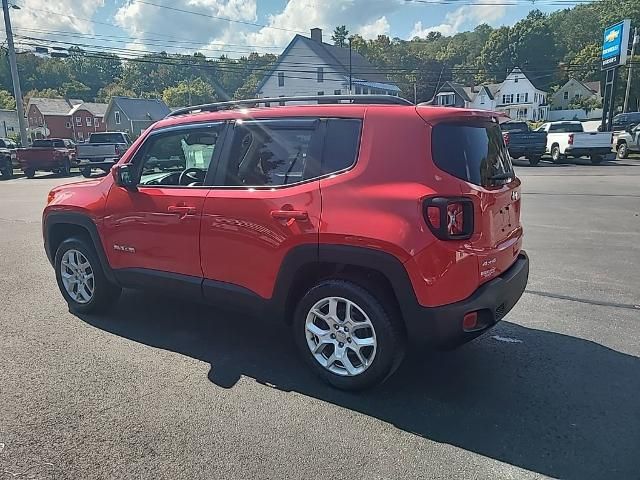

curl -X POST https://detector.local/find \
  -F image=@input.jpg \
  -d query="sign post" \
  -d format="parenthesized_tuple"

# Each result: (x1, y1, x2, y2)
(601, 19, 632, 131)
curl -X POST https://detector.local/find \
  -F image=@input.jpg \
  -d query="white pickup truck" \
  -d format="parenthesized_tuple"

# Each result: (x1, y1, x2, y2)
(76, 132, 132, 177)
(536, 121, 613, 164)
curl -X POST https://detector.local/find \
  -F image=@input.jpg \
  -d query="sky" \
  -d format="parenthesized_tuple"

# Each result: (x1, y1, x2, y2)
(6, 0, 579, 58)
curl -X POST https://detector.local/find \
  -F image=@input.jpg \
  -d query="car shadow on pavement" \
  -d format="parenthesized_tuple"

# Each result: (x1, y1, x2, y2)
(77, 290, 639, 480)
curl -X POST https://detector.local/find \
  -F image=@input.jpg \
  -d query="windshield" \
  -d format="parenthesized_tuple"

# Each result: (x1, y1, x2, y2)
(549, 123, 583, 133)
(501, 122, 530, 133)
(432, 120, 513, 187)
(90, 133, 127, 144)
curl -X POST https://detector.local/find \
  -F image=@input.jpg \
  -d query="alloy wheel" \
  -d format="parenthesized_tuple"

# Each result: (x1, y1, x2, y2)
(305, 296, 377, 376)
(60, 249, 95, 304)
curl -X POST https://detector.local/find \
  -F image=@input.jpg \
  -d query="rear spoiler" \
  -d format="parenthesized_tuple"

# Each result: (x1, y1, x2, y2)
(416, 106, 510, 125)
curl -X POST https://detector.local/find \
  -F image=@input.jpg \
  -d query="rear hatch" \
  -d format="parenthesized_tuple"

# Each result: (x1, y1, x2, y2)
(429, 115, 523, 283)
(572, 131, 613, 149)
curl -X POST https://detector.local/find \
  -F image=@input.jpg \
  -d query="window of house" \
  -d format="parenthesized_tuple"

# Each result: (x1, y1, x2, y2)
(355, 86, 362, 94)
(502, 94, 513, 104)
(480, 93, 486, 104)
(278, 72, 284, 87)
(75, 116, 81, 126)
(135, 124, 224, 187)
(514, 77, 519, 83)
(362, 88, 368, 94)
(222, 120, 318, 187)
(65, 121, 71, 128)
(95, 118, 99, 126)
(534, 93, 538, 102)
(516, 93, 521, 103)
(279, 96, 285, 106)
(86, 117, 92, 127)
(334, 89, 341, 95)
(114, 111, 121, 125)
(317, 91, 324, 96)
(524, 92, 529, 102)
(563, 91, 569, 100)
(317, 67, 324, 83)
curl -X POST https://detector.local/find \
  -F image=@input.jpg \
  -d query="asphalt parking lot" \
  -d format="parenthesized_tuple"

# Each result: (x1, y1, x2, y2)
(1, 158, 639, 480)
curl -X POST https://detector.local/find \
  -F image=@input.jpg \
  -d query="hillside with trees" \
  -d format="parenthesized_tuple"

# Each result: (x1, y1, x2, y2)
(0, 0, 637, 108)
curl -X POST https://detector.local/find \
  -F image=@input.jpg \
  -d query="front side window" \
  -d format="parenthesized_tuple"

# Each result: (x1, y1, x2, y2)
(135, 124, 223, 187)
(222, 120, 318, 187)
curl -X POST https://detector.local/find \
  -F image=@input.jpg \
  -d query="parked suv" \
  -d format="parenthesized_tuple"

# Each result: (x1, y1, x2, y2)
(43, 96, 529, 390)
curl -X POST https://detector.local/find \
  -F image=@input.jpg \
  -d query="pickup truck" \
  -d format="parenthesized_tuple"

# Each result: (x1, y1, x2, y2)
(16, 138, 76, 178)
(500, 121, 547, 166)
(76, 132, 132, 177)
(614, 123, 640, 159)
(536, 121, 613, 164)
(0, 137, 18, 180)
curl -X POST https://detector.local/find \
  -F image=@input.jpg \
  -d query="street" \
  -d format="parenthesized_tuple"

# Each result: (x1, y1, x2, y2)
(1, 159, 639, 480)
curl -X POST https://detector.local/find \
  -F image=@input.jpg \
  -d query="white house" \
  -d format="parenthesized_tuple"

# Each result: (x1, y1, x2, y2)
(0, 109, 19, 138)
(493, 68, 549, 121)
(256, 28, 400, 100)
(432, 68, 549, 121)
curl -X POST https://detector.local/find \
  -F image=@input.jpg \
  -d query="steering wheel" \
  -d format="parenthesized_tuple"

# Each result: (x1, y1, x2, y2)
(178, 167, 205, 186)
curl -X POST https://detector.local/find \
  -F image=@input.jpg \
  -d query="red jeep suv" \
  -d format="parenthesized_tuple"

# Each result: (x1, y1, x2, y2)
(43, 96, 529, 390)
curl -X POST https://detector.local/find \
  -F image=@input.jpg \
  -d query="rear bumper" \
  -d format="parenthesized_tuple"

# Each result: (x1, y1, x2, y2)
(405, 251, 529, 348)
(508, 147, 546, 158)
(77, 159, 117, 169)
(564, 147, 612, 157)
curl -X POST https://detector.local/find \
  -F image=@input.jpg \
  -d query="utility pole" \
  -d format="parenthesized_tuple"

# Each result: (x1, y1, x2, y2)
(348, 36, 353, 94)
(2, 0, 28, 146)
(623, 27, 639, 113)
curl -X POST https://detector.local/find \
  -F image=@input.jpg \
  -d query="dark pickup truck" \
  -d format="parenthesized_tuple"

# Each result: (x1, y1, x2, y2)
(501, 121, 548, 166)
(16, 138, 77, 178)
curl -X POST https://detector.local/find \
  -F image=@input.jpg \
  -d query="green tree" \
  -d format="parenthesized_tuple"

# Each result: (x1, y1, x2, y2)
(332, 25, 350, 47)
(0, 89, 16, 109)
(162, 78, 216, 107)
(96, 82, 135, 102)
(59, 80, 91, 99)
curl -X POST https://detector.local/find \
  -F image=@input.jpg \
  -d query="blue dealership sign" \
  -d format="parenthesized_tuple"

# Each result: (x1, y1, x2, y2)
(602, 19, 631, 70)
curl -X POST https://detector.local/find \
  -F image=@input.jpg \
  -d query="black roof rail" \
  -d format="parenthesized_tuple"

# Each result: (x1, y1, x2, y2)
(166, 95, 413, 117)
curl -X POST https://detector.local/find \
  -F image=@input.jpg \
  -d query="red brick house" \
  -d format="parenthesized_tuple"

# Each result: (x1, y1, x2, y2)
(26, 98, 108, 142)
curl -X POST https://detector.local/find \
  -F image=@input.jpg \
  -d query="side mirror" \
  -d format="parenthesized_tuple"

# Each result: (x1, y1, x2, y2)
(112, 164, 137, 189)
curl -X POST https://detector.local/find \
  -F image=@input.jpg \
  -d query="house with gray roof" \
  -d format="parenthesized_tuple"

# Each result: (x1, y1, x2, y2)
(103, 97, 170, 137)
(26, 97, 108, 142)
(256, 28, 400, 100)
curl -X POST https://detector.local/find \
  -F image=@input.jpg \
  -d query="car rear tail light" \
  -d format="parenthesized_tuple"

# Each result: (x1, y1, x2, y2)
(423, 197, 474, 240)
(568, 133, 574, 145)
(502, 132, 510, 146)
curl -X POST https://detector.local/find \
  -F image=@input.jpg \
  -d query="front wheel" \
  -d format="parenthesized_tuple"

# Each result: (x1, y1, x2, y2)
(81, 167, 92, 178)
(54, 237, 121, 314)
(294, 280, 405, 390)
(60, 158, 71, 177)
(0, 161, 12, 180)
(617, 143, 628, 159)
(24, 168, 35, 178)
(590, 155, 603, 165)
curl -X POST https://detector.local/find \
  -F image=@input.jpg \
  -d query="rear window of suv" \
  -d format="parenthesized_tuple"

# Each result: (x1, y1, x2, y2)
(432, 120, 513, 187)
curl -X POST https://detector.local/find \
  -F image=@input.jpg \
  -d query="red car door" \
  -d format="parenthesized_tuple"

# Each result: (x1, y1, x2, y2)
(102, 122, 226, 283)
(200, 118, 322, 301)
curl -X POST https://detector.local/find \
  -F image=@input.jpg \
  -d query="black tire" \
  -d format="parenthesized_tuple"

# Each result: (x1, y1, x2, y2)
(81, 167, 92, 178)
(59, 157, 71, 177)
(24, 168, 36, 178)
(590, 155, 603, 165)
(0, 160, 12, 180)
(293, 279, 405, 391)
(617, 142, 629, 159)
(551, 144, 563, 164)
(54, 237, 121, 314)
(528, 156, 541, 166)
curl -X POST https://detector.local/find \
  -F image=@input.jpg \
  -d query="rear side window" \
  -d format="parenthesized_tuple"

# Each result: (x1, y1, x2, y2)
(90, 133, 125, 143)
(322, 119, 361, 174)
(432, 120, 513, 187)
(224, 119, 318, 187)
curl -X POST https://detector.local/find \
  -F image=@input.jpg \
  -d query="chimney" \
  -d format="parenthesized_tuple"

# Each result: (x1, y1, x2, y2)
(310, 28, 322, 43)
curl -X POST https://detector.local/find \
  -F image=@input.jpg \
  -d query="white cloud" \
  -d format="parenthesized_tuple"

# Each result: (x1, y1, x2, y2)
(9, 0, 104, 36)
(358, 16, 390, 40)
(114, 0, 258, 53)
(245, 0, 403, 48)
(410, 0, 508, 38)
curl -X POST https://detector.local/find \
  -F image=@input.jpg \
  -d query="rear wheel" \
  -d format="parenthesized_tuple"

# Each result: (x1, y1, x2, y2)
(24, 168, 35, 178)
(54, 237, 121, 314)
(590, 155, 603, 165)
(528, 156, 541, 166)
(551, 145, 563, 164)
(617, 142, 628, 159)
(0, 159, 12, 179)
(81, 167, 92, 178)
(59, 157, 71, 177)
(294, 280, 405, 390)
